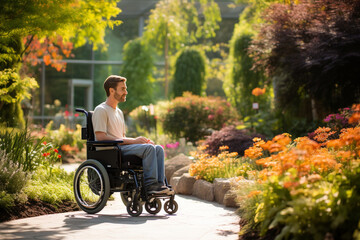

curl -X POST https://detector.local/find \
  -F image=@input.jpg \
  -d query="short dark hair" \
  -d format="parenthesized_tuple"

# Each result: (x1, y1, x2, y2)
(103, 75, 126, 97)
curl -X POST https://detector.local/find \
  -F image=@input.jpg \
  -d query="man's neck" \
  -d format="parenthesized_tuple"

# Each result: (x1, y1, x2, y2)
(105, 98, 118, 109)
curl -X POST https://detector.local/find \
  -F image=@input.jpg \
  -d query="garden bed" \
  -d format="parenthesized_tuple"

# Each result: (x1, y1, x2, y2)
(0, 199, 79, 223)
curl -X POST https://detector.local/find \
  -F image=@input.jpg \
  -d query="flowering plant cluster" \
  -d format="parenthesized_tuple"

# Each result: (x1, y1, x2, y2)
(189, 145, 257, 182)
(161, 92, 238, 143)
(40, 141, 62, 168)
(45, 121, 85, 156)
(238, 104, 360, 239)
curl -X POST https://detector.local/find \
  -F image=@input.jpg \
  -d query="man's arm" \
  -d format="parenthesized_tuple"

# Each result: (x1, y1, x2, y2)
(95, 131, 154, 145)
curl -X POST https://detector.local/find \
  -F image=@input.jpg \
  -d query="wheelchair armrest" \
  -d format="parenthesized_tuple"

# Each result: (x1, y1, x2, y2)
(87, 140, 124, 147)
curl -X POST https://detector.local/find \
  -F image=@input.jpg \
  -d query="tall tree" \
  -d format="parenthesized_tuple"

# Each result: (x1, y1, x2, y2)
(143, 0, 221, 98)
(250, 0, 360, 118)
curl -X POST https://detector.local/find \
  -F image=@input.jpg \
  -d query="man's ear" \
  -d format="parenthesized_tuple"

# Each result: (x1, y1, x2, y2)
(110, 88, 115, 95)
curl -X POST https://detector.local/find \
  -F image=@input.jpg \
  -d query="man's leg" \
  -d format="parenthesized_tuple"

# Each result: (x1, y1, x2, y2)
(155, 145, 165, 184)
(120, 144, 169, 194)
(120, 144, 157, 186)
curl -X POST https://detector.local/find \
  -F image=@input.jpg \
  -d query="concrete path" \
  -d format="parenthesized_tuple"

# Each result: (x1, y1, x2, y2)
(0, 164, 240, 240)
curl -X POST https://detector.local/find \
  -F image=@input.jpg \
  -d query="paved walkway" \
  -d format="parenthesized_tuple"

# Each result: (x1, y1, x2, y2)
(0, 164, 240, 240)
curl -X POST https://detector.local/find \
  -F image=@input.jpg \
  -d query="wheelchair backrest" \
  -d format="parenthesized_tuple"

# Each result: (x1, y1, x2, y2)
(86, 111, 95, 141)
(76, 108, 95, 141)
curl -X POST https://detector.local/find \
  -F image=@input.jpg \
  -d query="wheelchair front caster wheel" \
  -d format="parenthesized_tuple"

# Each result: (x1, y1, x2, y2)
(126, 201, 143, 217)
(164, 200, 178, 214)
(145, 199, 162, 214)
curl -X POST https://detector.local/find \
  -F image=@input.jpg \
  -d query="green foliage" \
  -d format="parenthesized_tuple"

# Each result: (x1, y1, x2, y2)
(144, 0, 221, 54)
(0, 69, 38, 127)
(120, 38, 154, 114)
(237, 110, 319, 139)
(161, 92, 237, 143)
(172, 47, 206, 97)
(0, 127, 42, 172)
(225, 27, 270, 117)
(0, 0, 121, 51)
(25, 166, 75, 205)
(0, 150, 29, 209)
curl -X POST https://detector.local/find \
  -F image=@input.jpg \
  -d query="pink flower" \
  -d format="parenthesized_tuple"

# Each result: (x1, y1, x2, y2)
(208, 114, 215, 120)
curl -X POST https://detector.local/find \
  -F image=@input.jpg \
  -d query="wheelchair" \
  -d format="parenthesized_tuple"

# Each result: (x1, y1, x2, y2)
(73, 108, 178, 217)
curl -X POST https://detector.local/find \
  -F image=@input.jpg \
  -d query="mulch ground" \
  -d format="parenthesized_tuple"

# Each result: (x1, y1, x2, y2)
(0, 199, 80, 223)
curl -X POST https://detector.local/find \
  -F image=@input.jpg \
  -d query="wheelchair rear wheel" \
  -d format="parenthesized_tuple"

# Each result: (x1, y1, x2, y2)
(74, 159, 110, 214)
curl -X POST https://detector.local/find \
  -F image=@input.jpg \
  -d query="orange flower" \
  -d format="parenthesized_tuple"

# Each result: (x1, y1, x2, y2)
(247, 190, 262, 198)
(219, 145, 229, 151)
(252, 87, 266, 96)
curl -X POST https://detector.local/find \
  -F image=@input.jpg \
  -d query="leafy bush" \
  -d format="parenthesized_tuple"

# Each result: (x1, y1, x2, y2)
(202, 126, 266, 156)
(161, 92, 238, 143)
(0, 150, 29, 209)
(172, 47, 206, 97)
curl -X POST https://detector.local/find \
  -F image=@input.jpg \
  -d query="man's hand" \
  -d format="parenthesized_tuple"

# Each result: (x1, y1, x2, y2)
(133, 136, 155, 145)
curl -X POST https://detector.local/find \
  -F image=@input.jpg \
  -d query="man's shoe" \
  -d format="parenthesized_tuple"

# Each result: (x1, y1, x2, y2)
(166, 187, 175, 195)
(146, 183, 169, 195)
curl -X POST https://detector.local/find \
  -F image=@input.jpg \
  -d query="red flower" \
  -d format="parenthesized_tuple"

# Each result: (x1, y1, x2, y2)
(42, 141, 47, 145)
(54, 149, 59, 153)
(58, 155, 62, 158)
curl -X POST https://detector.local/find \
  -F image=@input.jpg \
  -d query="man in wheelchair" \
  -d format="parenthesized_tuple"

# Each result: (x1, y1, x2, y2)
(92, 75, 173, 196)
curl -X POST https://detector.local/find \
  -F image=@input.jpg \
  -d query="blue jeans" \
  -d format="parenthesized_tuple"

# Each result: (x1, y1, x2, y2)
(120, 144, 165, 186)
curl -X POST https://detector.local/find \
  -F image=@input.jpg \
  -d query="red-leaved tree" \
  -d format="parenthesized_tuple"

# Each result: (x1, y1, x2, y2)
(250, 0, 360, 118)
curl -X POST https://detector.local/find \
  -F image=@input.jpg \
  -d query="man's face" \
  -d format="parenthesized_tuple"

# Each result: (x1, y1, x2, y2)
(113, 81, 127, 102)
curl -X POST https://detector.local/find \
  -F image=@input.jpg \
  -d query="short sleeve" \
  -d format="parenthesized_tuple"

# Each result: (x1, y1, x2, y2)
(92, 107, 107, 134)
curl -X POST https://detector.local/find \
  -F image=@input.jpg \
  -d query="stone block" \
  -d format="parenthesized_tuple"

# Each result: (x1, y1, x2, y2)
(176, 173, 196, 195)
(213, 178, 231, 204)
(165, 154, 192, 181)
(170, 176, 181, 192)
(192, 180, 214, 202)
(224, 190, 238, 208)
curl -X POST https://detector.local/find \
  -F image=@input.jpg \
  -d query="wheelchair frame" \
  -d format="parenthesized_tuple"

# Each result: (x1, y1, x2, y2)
(73, 108, 178, 217)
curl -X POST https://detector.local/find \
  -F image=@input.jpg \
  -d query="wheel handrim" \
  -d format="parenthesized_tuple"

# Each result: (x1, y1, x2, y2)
(75, 165, 104, 209)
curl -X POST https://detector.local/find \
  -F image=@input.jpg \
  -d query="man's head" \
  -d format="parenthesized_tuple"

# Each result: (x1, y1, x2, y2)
(104, 75, 127, 102)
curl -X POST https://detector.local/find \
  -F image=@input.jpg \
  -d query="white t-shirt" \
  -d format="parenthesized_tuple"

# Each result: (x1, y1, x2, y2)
(92, 102, 126, 140)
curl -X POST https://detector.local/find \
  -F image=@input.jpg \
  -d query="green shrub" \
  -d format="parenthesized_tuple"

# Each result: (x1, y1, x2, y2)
(172, 47, 206, 97)
(0, 150, 29, 209)
(161, 92, 237, 143)
(25, 166, 75, 204)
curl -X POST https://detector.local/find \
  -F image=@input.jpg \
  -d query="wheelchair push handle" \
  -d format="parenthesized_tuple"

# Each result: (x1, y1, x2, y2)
(76, 108, 88, 117)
